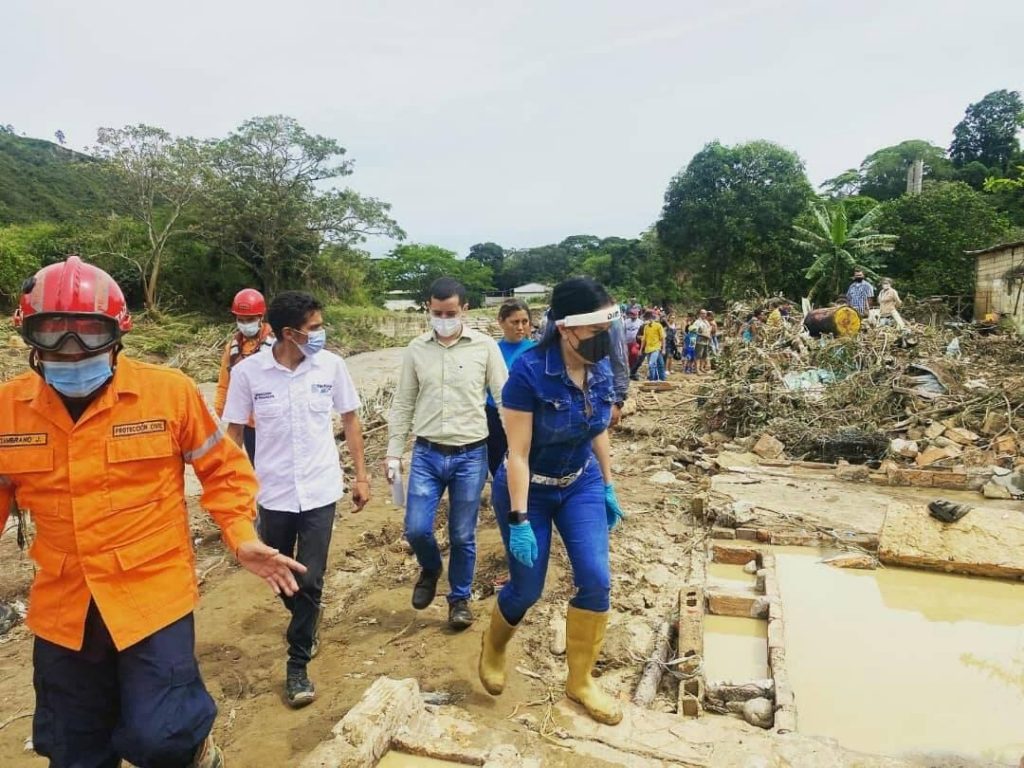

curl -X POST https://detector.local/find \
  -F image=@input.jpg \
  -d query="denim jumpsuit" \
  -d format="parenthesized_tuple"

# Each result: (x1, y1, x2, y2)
(492, 343, 615, 624)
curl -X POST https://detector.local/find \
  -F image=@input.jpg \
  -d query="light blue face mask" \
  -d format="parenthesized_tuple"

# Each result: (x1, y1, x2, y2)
(42, 354, 113, 398)
(295, 328, 326, 357)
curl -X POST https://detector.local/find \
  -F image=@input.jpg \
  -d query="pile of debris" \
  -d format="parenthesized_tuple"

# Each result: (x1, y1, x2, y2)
(690, 320, 1024, 476)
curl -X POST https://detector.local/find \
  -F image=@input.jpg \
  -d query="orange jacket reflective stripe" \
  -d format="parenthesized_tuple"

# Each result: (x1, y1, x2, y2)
(0, 357, 258, 651)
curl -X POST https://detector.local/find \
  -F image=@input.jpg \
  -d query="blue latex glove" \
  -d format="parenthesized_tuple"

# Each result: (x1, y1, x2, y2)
(605, 484, 626, 530)
(508, 520, 538, 567)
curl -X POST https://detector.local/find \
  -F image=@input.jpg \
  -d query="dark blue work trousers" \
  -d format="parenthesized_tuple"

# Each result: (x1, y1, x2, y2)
(32, 602, 216, 768)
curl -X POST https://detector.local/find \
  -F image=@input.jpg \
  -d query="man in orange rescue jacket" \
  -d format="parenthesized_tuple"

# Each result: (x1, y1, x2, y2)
(213, 288, 274, 465)
(0, 256, 306, 768)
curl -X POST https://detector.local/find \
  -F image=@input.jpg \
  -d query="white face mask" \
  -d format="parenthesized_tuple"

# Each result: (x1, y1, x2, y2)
(431, 316, 462, 338)
(237, 320, 261, 338)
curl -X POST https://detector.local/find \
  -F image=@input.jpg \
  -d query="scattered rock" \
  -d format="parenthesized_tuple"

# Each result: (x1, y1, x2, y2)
(730, 500, 754, 517)
(643, 564, 671, 588)
(993, 434, 1017, 455)
(982, 481, 1014, 499)
(822, 553, 878, 570)
(650, 470, 678, 486)
(890, 438, 919, 459)
(916, 445, 958, 467)
(835, 462, 870, 482)
(943, 427, 981, 446)
(742, 697, 775, 729)
(752, 434, 785, 460)
(0, 603, 20, 636)
(924, 421, 947, 439)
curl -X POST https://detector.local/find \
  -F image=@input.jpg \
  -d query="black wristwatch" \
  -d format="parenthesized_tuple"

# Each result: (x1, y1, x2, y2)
(508, 510, 528, 524)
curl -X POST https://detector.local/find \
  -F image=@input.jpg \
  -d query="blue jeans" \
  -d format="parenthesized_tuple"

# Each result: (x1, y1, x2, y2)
(32, 602, 215, 768)
(404, 442, 488, 603)
(647, 350, 666, 381)
(491, 461, 610, 624)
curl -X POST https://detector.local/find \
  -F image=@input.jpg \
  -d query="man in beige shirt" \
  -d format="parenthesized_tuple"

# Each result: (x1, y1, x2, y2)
(387, 277, 508, 629)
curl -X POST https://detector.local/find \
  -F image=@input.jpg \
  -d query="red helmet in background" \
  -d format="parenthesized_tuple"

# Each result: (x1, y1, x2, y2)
(231, 288, 266, 316)
(14, 255, 132, 352)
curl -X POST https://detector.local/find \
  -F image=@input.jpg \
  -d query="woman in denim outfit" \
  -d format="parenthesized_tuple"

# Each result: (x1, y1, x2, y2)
(478, 277, 626, 725)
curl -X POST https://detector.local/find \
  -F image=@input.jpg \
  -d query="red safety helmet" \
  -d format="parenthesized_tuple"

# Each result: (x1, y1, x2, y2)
(14, 255, 132, 352)
(231, 288, 266, 316)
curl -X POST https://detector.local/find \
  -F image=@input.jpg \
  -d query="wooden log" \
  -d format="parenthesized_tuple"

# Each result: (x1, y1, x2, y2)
(632, 618, 673, 708)
(803, 306, 861, 337)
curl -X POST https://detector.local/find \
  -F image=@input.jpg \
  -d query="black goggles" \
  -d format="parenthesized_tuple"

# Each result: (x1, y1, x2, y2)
(21, 313, 120, 352)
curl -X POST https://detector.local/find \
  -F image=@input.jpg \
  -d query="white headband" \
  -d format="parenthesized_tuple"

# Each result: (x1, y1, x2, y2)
(555, 306, 621, 328)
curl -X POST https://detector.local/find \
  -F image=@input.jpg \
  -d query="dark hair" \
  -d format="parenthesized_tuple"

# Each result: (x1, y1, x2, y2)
(267, 291, 323, 339)
(498, 298, 531, 322)
(541, 277, 612, 348)
(429, 276, 467, 305)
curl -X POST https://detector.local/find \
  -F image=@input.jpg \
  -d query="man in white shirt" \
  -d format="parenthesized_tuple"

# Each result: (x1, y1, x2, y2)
(386, 277, 508, 630)
(223, 291, 370, 709)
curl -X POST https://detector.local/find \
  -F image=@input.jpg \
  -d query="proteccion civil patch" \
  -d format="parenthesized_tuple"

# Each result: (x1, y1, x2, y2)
(112, 420, 167, 438)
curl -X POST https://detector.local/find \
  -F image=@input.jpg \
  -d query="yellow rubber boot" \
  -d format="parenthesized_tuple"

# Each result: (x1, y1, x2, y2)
(565, 606, 623, 725)
(478, 604, 517, 695)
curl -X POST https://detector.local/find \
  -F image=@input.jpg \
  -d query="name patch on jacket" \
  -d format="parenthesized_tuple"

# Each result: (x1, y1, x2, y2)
(112, 420, 167, 437)
(311, 383, 333, 395)
(0, 433, 47, 447)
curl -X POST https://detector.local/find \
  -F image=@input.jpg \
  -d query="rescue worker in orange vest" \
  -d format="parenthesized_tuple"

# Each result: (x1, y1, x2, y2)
(0, 256, 306, 768)
(213, 288, 274, 465)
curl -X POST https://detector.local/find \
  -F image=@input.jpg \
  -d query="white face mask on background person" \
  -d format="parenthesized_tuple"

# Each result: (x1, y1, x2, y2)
(431, 316, 462, 338)
(237, 320, 261, 338)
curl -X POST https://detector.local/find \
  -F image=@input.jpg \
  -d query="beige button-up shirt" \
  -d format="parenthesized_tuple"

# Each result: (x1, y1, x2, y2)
(387, 326, 508, 457)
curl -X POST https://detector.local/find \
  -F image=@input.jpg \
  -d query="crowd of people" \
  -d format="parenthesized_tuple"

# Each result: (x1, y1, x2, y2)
(620, 300, 722, 380)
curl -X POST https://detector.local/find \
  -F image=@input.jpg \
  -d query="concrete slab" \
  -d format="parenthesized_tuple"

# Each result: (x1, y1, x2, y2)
(878, 501, 1024, 580)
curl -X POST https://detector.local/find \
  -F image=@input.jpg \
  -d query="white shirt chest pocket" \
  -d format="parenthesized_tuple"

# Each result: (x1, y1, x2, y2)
(308, 397, 331, 413)
(254, 400, 284, 422)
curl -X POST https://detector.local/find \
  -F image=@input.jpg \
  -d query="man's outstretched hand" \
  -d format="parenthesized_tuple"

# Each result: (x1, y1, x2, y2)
(236, 540, 307, 596)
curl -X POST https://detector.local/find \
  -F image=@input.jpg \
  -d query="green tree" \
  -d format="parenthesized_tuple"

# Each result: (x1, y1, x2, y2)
(657, 140, 814, 296)
(0, 222, 62, 304)
(950, 89, 1024, 171)
(820, 169, 861, 198)
(91, 125, 211, 310)
(875, 181, 1011, 296)
(792, 200, 897, 303)
(205, 115, 404, 295)
(857, 140, 953, 201)
(378, 244, 493, 307)
(466, 242, 505, 273)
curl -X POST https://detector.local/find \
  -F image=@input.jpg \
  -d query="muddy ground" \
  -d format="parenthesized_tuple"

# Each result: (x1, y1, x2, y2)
(1, 343, 1021, 766)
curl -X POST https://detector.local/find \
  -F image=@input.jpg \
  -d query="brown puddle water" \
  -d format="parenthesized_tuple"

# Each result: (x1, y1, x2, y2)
(376, 752, 466, 767)
(708, 561, 756, 591)
(774, 548, 1024, 764)
(703, 614, 769, 681)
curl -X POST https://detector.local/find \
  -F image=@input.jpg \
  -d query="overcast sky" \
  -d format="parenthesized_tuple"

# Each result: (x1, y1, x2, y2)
(3, 0, 1022, 256)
